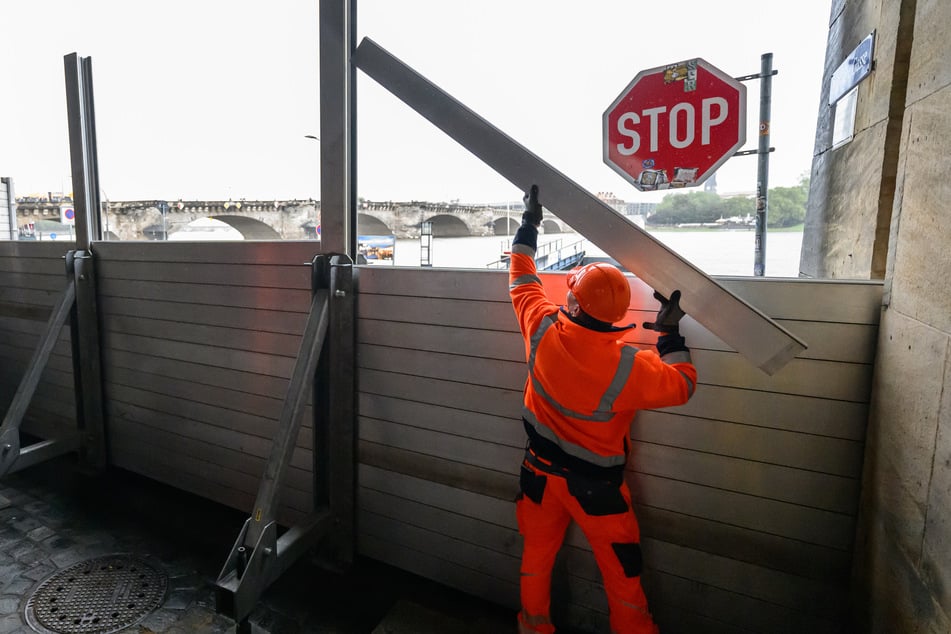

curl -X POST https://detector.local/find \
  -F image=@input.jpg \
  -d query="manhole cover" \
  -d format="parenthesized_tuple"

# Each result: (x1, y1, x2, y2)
(24, 554, 168, 634)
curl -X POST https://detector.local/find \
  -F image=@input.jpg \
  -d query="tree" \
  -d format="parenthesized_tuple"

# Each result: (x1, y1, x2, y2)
(766, 175, 809, 227)
(649, 191, 724, 225)
(645, 175, 809, 227)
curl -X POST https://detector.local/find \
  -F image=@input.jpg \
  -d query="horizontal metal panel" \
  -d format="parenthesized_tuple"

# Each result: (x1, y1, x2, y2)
(0, 352, 75, 386)
(358, 464, 515, 531)
(0, 272, 67, 292)
(0, 315, 71, 337)
(663, 384, 868, 440)
(634, 412, 865, 476)
(100, 296, 306, 335)
(357, 293, 516, 331)
(105, 349, 292, 400)
(359, 319, 523, 363)
(0, 336, 74, 366)
(21, 413, 76, 441)
(109, 434, 311, 515)
(95, 260, 313, 290)
(110, 417, 313, 495)
(105, 314, 303, 357)
(107, 365, 286, 422)
(0, 255, 69, 276)
(718, 277, 883, 325)
(637, 505, 850, 583)
(359, 369, 523, 418)
(107, 401, 311, 471)
(631, 442, 860, 514)
(360, 440, 518, 502)
(94, 240, 322, 266)
(97, 278, 311, 311)
(360, 417, 522, 474)
(360, 508, 519, 591)
(632, 474, 855, 549)
(694, 351, 873, 401)
(360, 487, 519, 559)
(683, 318, 879, 364)
(0, 286, 63, 307)
(358, 532, 519, 611)
(0, 241, 73, 260)
(104, 383, 313, 448)
(357, 266, 506, 302)
(648, 568, 842, 634)
(103, 332, 295, 379)
(354, 38, 806, 376)
(358, 393, 522, 448)
(109, 443, 307, 529)
(644, 538, 846, 619)
(358, 342, 526, 389)
(0, 301, 53, 322)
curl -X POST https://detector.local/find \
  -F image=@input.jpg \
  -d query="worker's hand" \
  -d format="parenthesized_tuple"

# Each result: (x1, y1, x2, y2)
(643, 290, 685, 332)
(522, 184, 543, 228)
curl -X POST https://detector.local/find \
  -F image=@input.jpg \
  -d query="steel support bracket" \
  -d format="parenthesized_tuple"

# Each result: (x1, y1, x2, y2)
(215, 253, 355, 625)
(0, 263, 80, 482)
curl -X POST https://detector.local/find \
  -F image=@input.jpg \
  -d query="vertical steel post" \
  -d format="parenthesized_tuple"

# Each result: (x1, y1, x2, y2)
(63, 53, 107, 472)
(64, 54, 102, 248)
(753, 53, 773, 277)
(319, 0, 357, 257)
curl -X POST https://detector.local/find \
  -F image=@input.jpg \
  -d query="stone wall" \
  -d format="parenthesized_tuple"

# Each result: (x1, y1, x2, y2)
(806, 0, 951, 631)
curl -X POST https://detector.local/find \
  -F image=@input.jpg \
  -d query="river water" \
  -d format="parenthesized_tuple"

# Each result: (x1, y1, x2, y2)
(386, 229, 804, 278)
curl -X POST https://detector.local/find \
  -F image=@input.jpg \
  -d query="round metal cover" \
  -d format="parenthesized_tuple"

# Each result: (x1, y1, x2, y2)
(25, 554, 167, 634)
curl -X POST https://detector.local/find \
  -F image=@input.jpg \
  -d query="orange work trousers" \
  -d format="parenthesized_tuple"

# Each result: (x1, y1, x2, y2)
(516, 459, 659, 634)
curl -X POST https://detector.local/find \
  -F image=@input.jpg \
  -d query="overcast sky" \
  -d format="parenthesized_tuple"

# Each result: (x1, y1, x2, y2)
(2, 1, 831, 204)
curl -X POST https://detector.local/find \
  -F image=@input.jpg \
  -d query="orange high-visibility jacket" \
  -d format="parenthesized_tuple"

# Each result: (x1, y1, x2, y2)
(509, 250, 697, 469)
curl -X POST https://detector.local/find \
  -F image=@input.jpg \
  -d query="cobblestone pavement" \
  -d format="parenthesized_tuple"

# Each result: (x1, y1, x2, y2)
(0, 457, 517, 634)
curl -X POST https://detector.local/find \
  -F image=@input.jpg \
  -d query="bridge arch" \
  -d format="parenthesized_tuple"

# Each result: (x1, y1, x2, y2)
(542, 218, 563, 234)
(424, 214, 470, 237)
(357, 213, 393, 236)
(492, 216, 519, 236)
(208, 215, 281, 239)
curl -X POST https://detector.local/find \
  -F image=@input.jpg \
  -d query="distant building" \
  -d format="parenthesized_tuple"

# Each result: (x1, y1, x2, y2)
(595, 191, 627, 213)
(704, 173, 718, 193)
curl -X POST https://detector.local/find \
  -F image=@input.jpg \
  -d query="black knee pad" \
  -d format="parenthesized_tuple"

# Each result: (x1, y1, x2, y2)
(611, 542, 643, 578)
(519, 465, 548, 504)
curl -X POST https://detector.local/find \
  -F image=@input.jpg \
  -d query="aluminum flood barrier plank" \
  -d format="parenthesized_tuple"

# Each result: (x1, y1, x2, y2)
(353, 37, 806, 375)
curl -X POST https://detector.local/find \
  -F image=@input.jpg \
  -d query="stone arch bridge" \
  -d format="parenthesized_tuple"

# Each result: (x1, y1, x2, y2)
(14, 198, 570, 241)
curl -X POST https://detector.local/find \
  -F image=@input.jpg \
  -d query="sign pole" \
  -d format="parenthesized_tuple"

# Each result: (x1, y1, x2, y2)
(753, 53, 773, 276)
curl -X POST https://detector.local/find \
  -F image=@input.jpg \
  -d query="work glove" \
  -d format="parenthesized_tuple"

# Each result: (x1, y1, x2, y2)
(643, 290, 685, 333)
(521, 184, 543, 228)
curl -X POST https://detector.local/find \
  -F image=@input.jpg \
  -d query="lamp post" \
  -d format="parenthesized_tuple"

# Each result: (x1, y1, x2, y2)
(304, 134, 320, 199)
(304, 135, 320, 238)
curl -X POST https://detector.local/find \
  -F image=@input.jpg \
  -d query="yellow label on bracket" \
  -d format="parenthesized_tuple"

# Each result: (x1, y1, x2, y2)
(254, 508, 262, 522)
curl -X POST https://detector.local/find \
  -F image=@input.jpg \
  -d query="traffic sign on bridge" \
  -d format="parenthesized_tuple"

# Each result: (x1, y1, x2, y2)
(603, 58, 746, 191)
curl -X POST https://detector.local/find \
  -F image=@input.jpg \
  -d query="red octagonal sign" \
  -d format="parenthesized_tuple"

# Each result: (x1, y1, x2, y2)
(603, 58, 746, 191)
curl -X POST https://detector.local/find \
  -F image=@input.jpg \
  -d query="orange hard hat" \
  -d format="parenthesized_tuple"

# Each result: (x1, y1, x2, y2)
(566, 262, 631, 323)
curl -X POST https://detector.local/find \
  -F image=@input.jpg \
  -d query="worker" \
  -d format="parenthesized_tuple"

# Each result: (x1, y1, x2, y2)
(509, 185, 697, 634)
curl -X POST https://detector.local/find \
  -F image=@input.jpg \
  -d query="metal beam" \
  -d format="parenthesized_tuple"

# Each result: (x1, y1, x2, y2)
(319, 0, 356, 256)
(353, 37, 806, 375)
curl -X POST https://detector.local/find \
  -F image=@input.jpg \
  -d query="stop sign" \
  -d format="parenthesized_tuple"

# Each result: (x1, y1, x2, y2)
(603, 58, 746, 191)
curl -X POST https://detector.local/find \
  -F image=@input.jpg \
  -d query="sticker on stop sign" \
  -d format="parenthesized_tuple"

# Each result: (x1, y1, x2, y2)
(603, 58, 746, 191)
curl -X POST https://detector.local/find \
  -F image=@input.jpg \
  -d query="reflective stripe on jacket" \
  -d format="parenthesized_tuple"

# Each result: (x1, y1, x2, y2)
(509, 249, 697, 469)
